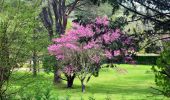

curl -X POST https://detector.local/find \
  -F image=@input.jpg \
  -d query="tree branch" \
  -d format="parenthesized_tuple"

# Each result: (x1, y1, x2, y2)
(136, 1, 170, 18)
(118, 2, 163, 24)
(140, 36, 170, 51)
(66, 0, 80, 15)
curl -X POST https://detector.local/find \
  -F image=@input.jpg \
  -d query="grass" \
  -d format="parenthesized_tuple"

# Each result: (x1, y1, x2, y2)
(8, 64, 168, 100)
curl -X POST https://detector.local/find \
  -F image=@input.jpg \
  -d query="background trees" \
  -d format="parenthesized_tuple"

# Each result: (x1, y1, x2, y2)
(74, 1, 113, 22)
(0, 0, 46, 98)
(26, 12, 49, 77)
(118, 0, 170, 34)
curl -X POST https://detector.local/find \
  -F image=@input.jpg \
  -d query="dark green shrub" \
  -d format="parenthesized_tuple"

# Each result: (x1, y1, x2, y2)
(134, 54, 159, 65)
(152, 48, 170, 97)
(42, 55, 57, 73)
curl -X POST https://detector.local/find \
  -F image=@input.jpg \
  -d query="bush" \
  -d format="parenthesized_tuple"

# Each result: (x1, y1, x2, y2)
(152, 47, 170, 97)
(42, 55, 57, 73)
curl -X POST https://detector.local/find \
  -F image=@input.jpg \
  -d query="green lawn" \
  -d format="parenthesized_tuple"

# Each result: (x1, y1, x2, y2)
(9, 64, 168, 100)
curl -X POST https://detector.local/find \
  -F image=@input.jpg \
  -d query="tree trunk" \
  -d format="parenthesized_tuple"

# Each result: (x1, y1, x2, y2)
(32, 50, 37, 77)
(66, 74, 76, 88)
(81, 79, 85, 93)
(40, 0, 79, 84)
(67, 77, 74, 88)
(54, 68, 61, 83)
(29, 60, 32, 71)
(37, 60, 40, 72)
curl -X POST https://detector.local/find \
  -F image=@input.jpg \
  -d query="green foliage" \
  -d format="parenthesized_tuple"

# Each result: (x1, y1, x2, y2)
(42, 55, 57, 73)
(75, 2, 113, 21)
(88, 95, 95, 100)
(15, 84, 53, 100)
(0, 0, 48, 98)
(145, 43, 162, 54)
(105, 94, 112, 100)
(152, 43, 170, 97)
(91, 0, 120, 14)
(7, 72, 56, 100)
(109, 17, 128, 30)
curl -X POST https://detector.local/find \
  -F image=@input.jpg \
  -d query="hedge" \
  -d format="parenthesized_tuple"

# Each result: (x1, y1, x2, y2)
(134, 54, 160, 65)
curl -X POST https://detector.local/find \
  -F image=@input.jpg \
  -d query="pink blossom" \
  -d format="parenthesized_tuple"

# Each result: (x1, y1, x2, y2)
(83, 40, 99, 49)
(56, 55, 64, 60)
(95, 27, 101, 33)
(52, 34, 78, 43)
(91, 55, 100, 64)
(65, 43, 80, 51)
(63, 65, 76, 75)
(114, 50, 121, 56)
(125, 57, 132, 63)
(103, 34, 111, 44)
(110, 31, 120, 41)
(48, 44, 63, 55)
(96, 16, 109, 26)
(71, 23, 94, 38)
(102, 30, 120, 44)
(105, 50, 113, 59)
(124, 38, 132, 45)
(103, 16, 109, 26)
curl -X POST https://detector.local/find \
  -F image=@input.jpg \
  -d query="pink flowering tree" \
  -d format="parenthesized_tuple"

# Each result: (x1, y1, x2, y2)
(48, 16, 135, 92)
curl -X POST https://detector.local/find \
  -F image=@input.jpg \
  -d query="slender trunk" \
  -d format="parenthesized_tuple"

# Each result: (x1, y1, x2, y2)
(29, 60, 32, 71)
(32, 17, 37, 77)
(54, 68, 61, 83)
(81, 79, 85, 93)
(32, 50, 37, 77)
(37, 60, 40, 72)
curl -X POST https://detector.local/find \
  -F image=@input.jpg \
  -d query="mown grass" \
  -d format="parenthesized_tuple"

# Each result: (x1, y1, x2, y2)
(8, 64, 168, 100)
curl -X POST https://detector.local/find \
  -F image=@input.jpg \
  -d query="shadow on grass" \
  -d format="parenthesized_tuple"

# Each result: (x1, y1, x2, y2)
(87, 84, 152, 95)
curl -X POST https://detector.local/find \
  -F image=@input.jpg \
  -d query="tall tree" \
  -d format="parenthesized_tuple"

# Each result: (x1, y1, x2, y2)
(40, 0, 82, 83)
(40, 0, 120, 38)
(26, 8, 49, 76)
(0, 0, 43, 98)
